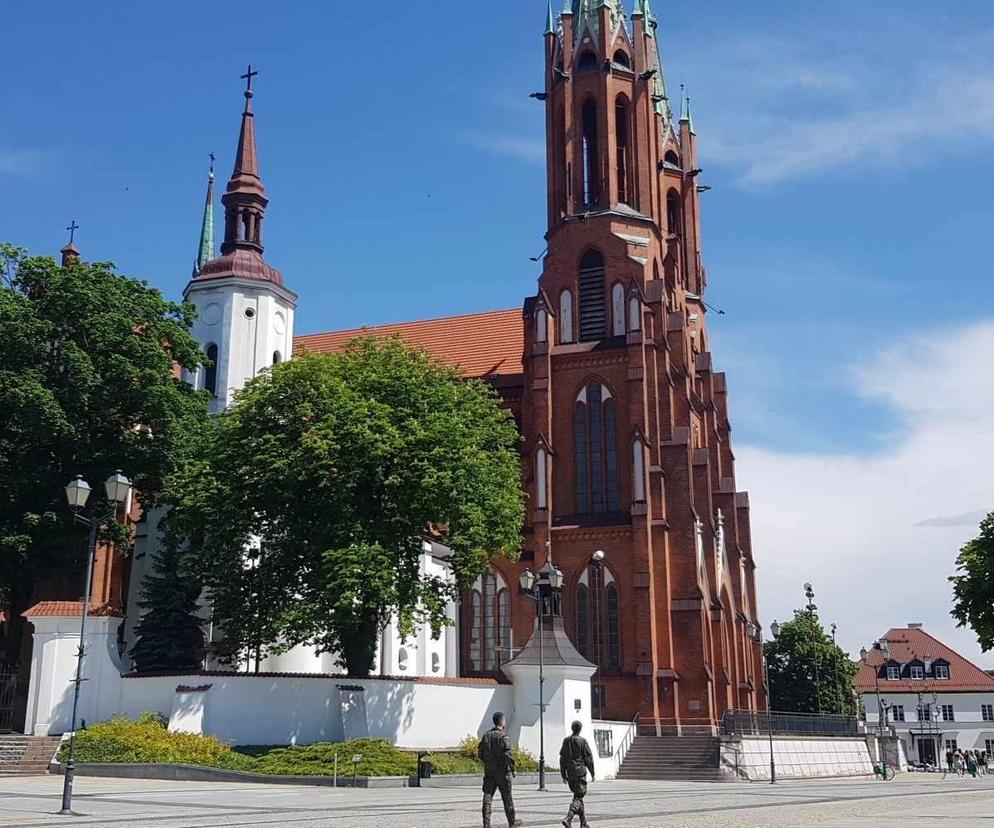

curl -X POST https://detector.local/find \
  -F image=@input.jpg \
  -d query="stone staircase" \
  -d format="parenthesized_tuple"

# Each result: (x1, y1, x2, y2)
(0, 735, 61, 776)
(617, 730, 726, 782)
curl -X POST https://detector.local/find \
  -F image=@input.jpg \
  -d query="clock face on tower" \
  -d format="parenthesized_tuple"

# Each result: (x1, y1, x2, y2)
(202, 302, 221, 326)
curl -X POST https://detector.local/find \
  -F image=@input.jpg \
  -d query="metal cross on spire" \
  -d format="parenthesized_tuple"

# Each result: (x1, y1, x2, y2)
(66, 220, 79, 244)
(241, 64, 258, 93)
(209, 151, 215, 174)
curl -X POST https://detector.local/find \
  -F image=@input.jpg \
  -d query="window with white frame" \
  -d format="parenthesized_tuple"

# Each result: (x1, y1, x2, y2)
(886, 665, 900, 681)
(982, 704, 994, 722)
(934, 664, 949, 680)
(910, 665, 925, 680)
(917, 705, 932, 721)
(890, 705, 905, 722)
(986, 739, 994, 758)
(941, 704, 954, 722)
(945, 739, 958, 752)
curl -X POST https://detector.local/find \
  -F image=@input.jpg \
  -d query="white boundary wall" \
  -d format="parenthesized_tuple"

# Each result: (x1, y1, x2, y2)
(721, 736, 874, 781)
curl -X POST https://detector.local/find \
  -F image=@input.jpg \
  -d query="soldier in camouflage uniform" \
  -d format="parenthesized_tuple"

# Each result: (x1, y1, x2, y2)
(559, 720, 595, 828)
(478, 712, 522, 828)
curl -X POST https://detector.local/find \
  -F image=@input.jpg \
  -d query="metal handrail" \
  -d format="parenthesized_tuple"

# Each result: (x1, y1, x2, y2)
(722, 709, 860, 737)
(615, 711, 641, 769)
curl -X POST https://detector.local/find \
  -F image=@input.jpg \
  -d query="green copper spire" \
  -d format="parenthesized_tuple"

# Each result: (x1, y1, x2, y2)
(195, 153, 216, 274)
(680, 85, 695, 133)
(545, 0, 555, 34)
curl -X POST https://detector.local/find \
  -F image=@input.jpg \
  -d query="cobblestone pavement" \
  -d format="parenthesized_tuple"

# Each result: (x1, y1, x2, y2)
(1, 774, 993, 828)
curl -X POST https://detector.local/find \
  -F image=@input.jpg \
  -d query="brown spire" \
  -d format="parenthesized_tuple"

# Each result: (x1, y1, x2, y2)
(196, 66, 283, 286)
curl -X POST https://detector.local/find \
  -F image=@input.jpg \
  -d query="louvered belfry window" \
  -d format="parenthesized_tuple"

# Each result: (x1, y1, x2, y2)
(578, 250, 606, 341)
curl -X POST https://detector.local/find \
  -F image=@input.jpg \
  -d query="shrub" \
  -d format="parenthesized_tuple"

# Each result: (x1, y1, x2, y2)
(455, 734, 539, 772)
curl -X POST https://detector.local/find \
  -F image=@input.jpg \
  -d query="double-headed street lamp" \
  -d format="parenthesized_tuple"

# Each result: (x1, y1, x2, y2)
(60, 471, 132, 816)
(860, 639, 892, 780)
(519, 556, 565, 792)
(765, 619, 782, 784)
(804, 583, 822, 714)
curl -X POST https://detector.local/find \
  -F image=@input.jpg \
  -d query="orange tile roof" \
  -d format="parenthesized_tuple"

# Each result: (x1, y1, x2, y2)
(854, 627, 994, 693)
(294, 308, 524, 379)
(22, 601, 123, 618)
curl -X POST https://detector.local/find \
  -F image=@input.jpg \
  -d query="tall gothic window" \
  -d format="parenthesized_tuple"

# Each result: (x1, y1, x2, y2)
(467, 571, 511, 674)
(581, 100, 600, 207)
(574, 383, 619, 514)
(576, 564, 621, 669)
(615, 96, 630, 205)
(204, 343, 219, 397)
(666, 189, 682, 237)
(578, 250, 606, 341)
(611, 283, 625, 336)
(559, 290, 574, 344)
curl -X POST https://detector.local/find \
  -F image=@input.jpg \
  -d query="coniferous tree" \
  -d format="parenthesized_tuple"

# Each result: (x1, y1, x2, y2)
(129, 542, 206, 673)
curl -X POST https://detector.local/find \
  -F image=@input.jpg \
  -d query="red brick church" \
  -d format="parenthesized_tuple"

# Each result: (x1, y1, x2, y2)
(14, 0, 763, 734)
(299, 0, 764, 728)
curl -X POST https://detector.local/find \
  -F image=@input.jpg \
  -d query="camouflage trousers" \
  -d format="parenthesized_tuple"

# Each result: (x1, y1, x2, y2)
(563, 777, 589, 826)
(482, 772, 517, 828)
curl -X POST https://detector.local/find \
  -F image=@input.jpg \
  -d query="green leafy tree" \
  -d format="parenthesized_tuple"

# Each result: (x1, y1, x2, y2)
(168, 340, 524, 676)
(0, 243, 209, 661)
(764, 611, 858, 714)
(129, 541, 206, 672)
(950, 511, 994, 651)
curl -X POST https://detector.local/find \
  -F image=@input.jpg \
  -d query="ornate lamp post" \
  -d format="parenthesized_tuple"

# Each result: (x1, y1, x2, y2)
(590, 549, 606, 721)
(803, 583, 822, 714)
(767, 619, 781, 783)
(519, 556, 565, 792)
(860, 638, 891, 779)
(60, 471, 132, 816)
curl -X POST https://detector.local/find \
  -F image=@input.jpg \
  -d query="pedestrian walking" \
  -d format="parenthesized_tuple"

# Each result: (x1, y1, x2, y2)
(946, 749, 954, 775)
(478, 712, 522, 828)
(968, 751, 979, 778)
(559, 721, 595, 828)
(979, 751, 988, 776)
(954, 750, 966, 776)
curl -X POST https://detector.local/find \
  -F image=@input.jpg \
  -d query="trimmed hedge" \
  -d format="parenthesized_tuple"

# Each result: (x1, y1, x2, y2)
(61, 715, 538, 777)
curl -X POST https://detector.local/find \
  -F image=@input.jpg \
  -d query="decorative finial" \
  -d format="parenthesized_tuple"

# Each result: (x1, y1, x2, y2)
(66, 220, 79, 245)
(545, 0, 556, 34)
(209, 151, 216, 178)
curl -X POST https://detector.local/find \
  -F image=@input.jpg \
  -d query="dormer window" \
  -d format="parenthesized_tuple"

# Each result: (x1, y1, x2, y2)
(909, 664, 924, 680)
(935, 664, 949, 680)
(886, 664, 900, 681)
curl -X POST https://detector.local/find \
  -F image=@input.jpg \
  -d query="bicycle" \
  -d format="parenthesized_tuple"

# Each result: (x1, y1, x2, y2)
(874, 762, 895, 781)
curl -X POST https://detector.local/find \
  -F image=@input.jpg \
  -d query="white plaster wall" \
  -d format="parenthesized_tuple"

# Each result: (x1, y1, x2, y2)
(590, 719, 638, 780)
(722, 736, 874, 781)
(24, 616, 127, 736)
(861, 690, 994, 759)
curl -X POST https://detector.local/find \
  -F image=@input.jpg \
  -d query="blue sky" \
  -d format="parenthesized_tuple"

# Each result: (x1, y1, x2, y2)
(4, 2, 993, 661)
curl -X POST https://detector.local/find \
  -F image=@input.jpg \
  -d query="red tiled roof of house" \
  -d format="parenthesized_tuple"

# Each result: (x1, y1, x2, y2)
(854, 626, 994, 693)
(22, 601, 124, 618)
(294, 308, 524, 379)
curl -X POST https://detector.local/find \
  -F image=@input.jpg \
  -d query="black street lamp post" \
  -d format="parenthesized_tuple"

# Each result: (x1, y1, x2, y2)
(804, 583, 822, 714)
(860, 639, 892, 780)
(590, 549, 605, 721)
(519, 554, 565, 793)
(60, 472, 132, 816)
(767, 619, 781, 784)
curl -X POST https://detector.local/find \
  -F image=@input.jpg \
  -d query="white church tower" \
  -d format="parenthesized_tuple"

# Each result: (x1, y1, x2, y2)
(183, 67, 296, 411)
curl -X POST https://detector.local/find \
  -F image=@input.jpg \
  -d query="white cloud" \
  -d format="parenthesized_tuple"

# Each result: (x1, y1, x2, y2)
(740, 321, 994, 666)
(0, 149, 40, 174)
(459, 130, 545, 164)
(678, 22, 994, 185)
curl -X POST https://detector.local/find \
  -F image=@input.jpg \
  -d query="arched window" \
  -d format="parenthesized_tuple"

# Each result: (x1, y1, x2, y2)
(615, 96, 630, 205)
(666, 189, 682, 236)
(466, 572, 512, 674)
(632, 438, 646, 503)
(576, 564, 621, 669)
(578, 250, 606, 341)
(204, 343, 219, 397)
(431, 652, 441, 674)
(611, 283, 625, 336)
(581, 100, 599, 207)
(536, 308, 548, 344)
(559, 290, 574, 344)
(272, 351, 282, 365)
(577, 51, 598, 71)
(574, 383, 619, 514)
(664, 150, 680, 168)
(628, 296, 641, 332)
(535, 447, 548, 509)
(613, 49, 631, 68)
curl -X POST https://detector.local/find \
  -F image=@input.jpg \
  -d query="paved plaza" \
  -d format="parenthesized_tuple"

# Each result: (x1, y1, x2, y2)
(0, 774, 993, 828)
